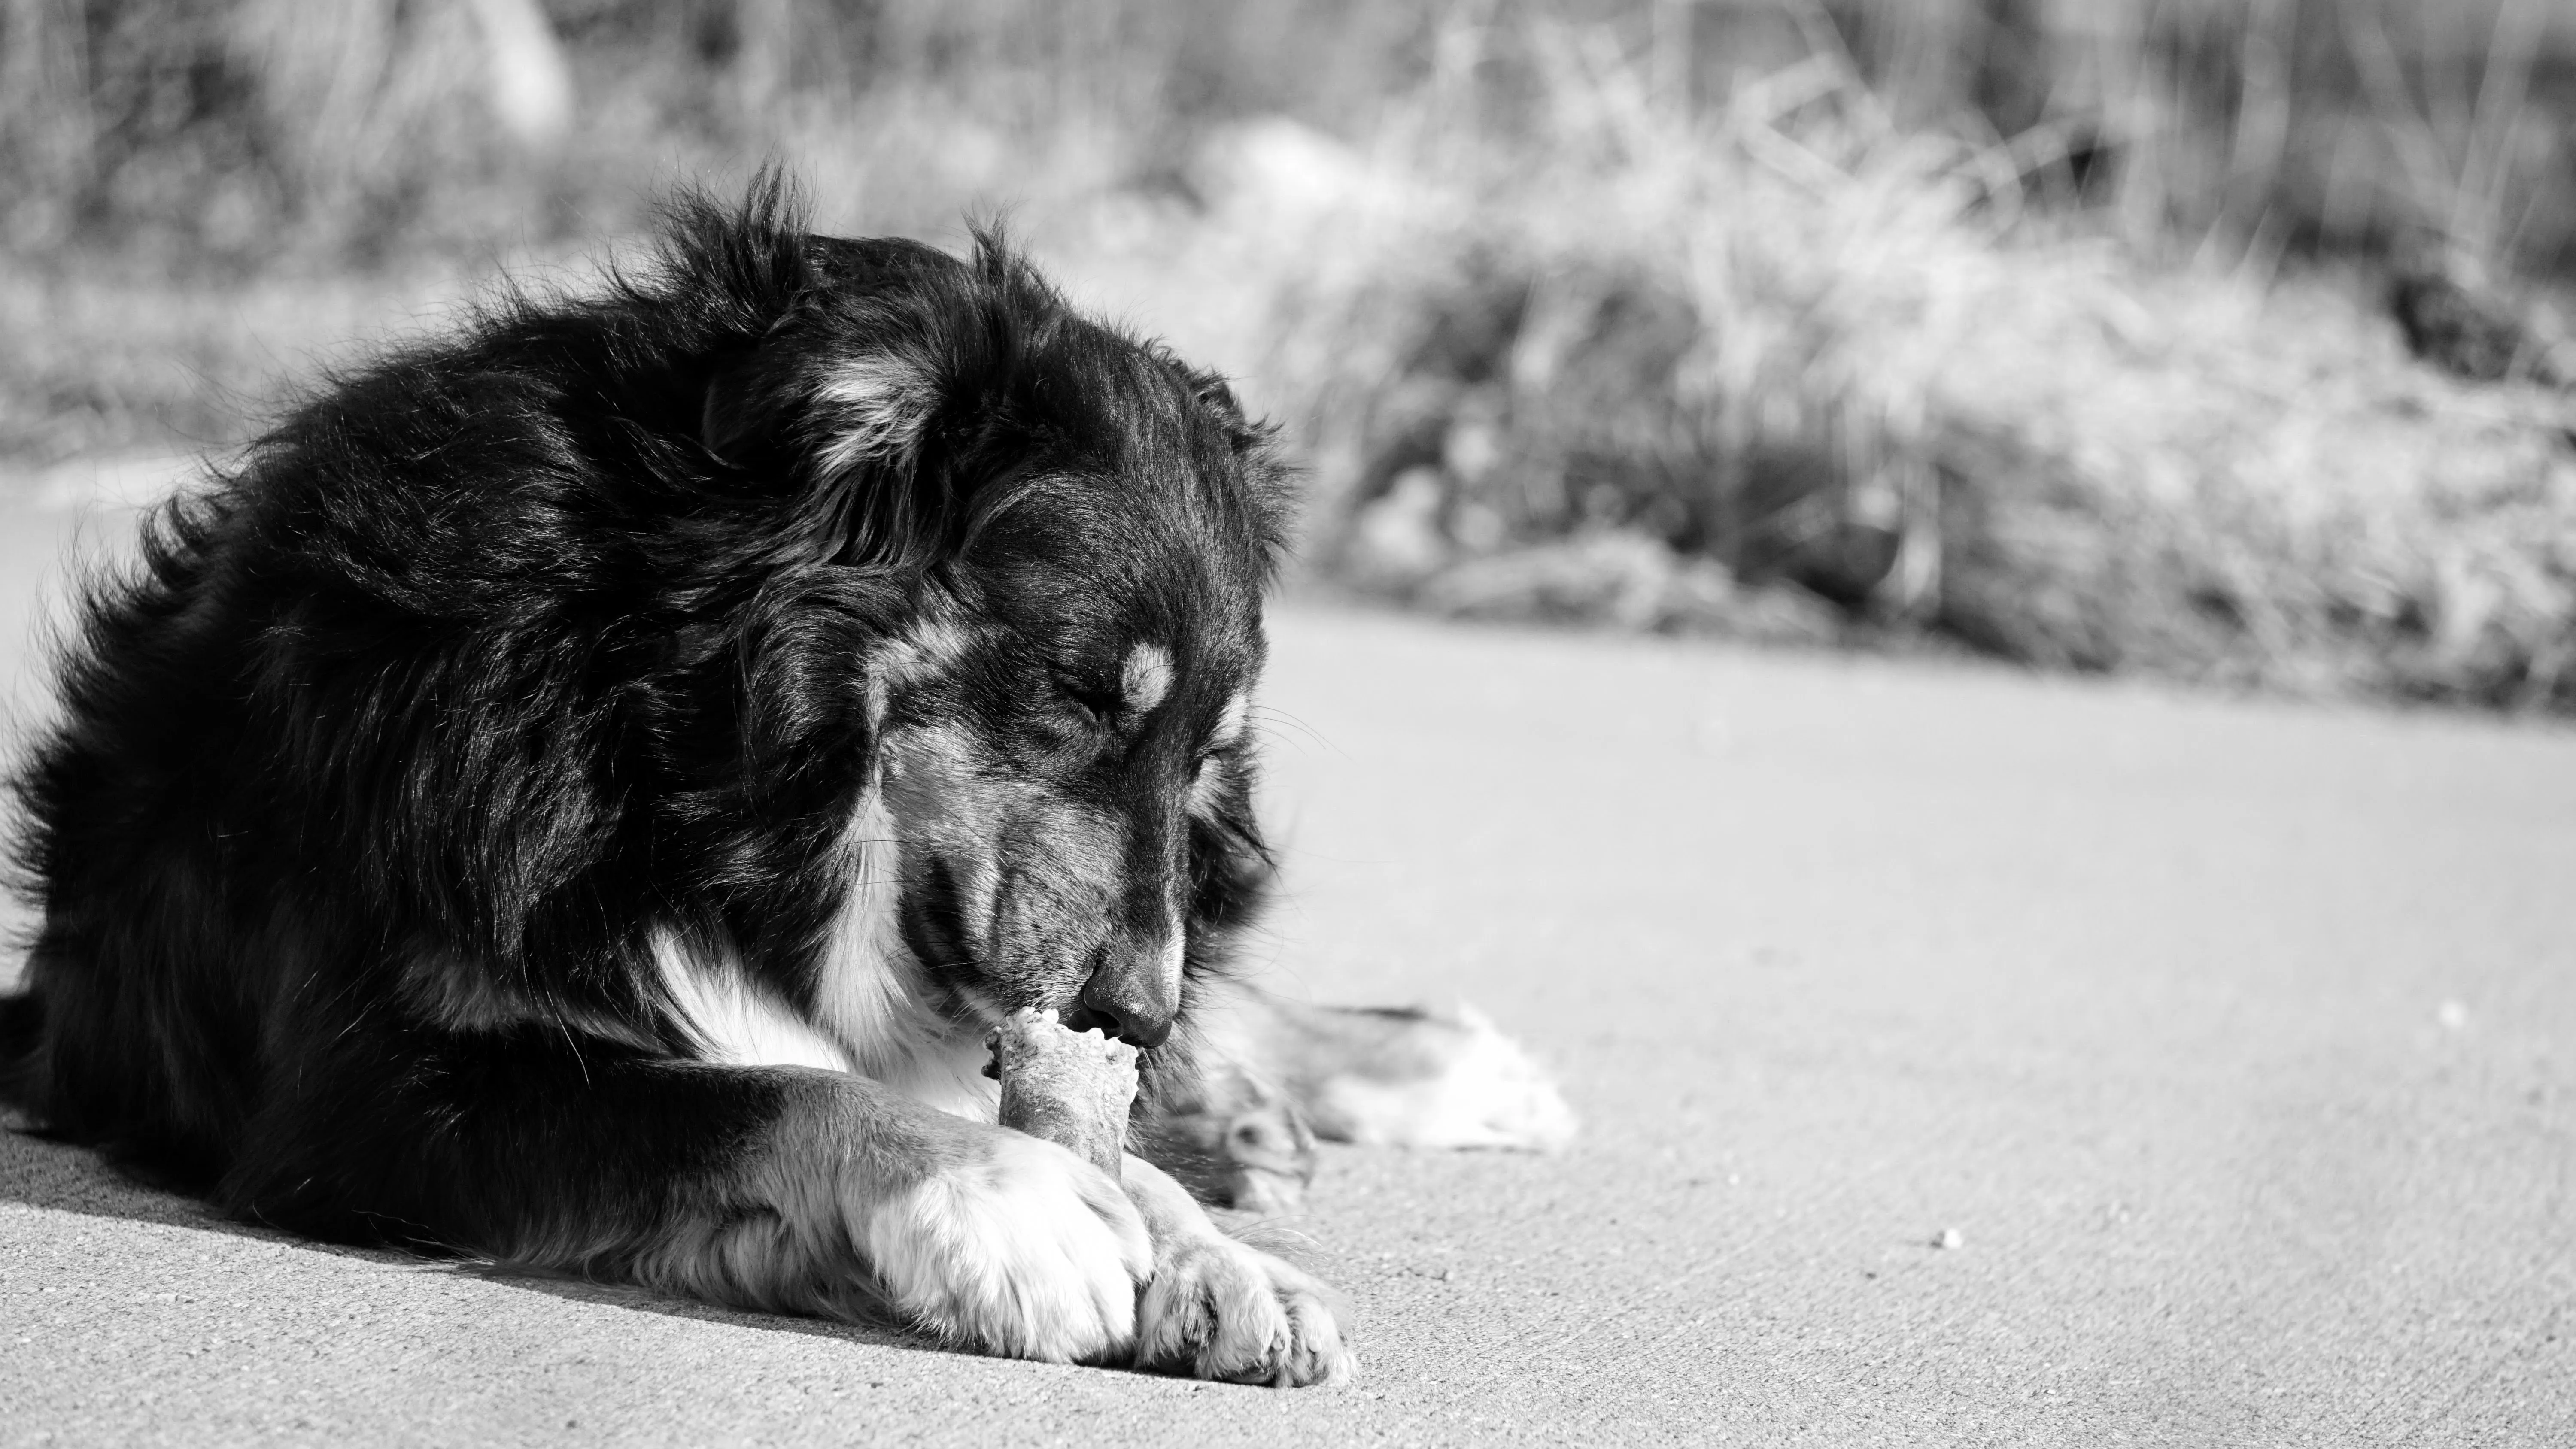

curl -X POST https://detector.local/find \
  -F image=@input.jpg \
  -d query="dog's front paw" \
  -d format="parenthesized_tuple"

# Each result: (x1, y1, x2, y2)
(863, 1129, 1151, 1363)
(1136, 1237, 1355, 1387)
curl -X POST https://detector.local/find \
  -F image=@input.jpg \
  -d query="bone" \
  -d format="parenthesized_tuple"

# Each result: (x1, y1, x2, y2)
(992, 1007, 1139, 1176)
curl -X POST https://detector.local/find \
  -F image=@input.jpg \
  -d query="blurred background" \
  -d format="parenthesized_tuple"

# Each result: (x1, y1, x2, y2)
(6, 0, 2576, 711)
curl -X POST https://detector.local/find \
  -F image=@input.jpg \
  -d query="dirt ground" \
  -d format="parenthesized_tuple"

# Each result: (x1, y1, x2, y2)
(2, 464, 2571, 1446)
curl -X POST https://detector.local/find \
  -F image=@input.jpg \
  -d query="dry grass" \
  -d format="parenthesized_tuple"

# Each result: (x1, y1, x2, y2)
(6, 1, 2576, 711)
(1168, 18, 2576, 709)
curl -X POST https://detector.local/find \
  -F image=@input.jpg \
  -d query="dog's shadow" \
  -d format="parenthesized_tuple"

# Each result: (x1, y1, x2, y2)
(3, 1109, 1340, 1382)
(0, 1113, 917, 1352)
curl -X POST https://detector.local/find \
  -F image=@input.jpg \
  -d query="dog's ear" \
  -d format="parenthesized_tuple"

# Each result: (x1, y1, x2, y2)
(699, 228, 1076, 570)
(699, 239, 985, 566)
(701, 239, 960, 473)
(700, 349, 939, 477)
(804, 349, 943, 478)
(793, 243, 974, 491)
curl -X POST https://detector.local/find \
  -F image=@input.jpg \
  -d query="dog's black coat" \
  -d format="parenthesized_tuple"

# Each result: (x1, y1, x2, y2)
(0, 182, 1308, 1320)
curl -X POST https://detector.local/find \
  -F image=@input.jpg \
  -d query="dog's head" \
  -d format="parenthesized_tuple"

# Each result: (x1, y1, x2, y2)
(695, 216, 1291, 1050)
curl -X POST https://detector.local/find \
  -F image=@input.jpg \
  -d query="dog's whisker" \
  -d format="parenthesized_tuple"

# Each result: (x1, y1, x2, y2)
(1247, 703, 1334, 749)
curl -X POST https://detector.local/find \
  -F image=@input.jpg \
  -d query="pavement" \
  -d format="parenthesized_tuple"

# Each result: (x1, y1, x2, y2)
(2, 463, 2573, 1447)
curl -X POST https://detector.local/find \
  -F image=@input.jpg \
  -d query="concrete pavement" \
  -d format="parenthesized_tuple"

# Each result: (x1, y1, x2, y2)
(2, 472, 2572, 1446)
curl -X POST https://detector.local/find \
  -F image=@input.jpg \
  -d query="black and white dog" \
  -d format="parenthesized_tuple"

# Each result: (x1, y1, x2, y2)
(0, 183, 1570, 1387)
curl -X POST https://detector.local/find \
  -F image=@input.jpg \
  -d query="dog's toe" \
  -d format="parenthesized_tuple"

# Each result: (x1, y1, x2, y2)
(1137, 1238, 1352, 1387)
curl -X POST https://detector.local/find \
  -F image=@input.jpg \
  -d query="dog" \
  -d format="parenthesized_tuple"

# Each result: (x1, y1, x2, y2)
(0, 180, 1573, 1388)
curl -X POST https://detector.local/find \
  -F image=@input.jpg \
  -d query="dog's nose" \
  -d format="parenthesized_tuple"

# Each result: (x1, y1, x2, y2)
(1074, 938, 1181, 1048)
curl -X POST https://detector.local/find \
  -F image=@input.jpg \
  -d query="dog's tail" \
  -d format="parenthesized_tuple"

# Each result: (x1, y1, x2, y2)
(0, 991, 41, 1111)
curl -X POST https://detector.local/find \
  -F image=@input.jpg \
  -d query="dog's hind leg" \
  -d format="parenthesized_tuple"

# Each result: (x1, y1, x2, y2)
(217, 1025, 1154, 1367)
(1135, 986, 1577, 1212)
(1241, 997, 1578, 1152)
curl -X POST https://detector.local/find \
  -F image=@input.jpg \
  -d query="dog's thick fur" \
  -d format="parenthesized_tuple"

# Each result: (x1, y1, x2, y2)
(0, 183, 1571, 1387)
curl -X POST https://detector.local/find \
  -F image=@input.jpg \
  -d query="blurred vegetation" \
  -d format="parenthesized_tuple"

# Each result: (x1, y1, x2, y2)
(4, 0, 2576, 709)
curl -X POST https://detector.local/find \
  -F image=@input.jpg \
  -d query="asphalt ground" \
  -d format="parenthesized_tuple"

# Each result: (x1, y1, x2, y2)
(2, 463, 2572, 1446)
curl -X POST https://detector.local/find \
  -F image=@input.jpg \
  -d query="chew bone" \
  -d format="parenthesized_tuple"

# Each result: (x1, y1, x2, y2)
(993, 1007, 1139, 1176)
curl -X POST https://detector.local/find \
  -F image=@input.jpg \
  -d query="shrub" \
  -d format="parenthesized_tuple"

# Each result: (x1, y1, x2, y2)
(1201, 20, 2576, 707)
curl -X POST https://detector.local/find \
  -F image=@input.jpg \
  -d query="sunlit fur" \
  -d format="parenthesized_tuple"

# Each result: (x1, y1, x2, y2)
(0, 178, 1352, 1380)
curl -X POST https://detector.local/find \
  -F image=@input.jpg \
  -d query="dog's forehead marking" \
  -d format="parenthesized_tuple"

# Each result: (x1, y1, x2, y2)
(1121, 644, 1173, 715)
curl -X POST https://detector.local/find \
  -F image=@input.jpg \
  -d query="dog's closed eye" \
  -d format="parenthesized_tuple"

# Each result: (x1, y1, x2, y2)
(1050, 667, 1121, 724)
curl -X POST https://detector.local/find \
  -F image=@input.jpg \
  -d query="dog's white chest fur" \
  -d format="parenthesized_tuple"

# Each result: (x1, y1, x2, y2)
(654, 789, 998, 1121)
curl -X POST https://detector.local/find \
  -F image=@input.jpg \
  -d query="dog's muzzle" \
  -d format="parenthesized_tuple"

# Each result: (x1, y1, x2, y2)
(1071, 931, 1183, 1047)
